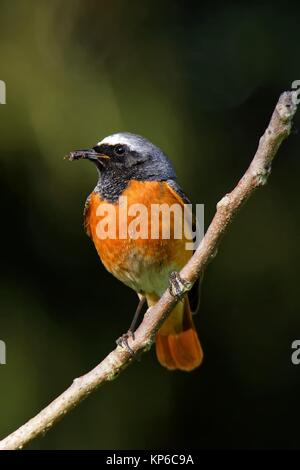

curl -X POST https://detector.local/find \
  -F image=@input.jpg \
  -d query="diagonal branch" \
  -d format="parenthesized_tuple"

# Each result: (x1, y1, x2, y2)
(0, 91, 297, 450)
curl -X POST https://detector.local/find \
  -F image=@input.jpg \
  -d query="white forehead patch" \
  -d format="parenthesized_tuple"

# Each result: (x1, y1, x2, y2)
(97, 133, 136, 151)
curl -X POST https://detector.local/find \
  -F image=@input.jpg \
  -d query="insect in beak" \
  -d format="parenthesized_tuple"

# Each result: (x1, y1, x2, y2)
(66, 149, 110, 162)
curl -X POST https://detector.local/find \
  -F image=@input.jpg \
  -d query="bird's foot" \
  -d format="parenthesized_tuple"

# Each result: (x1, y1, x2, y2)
(116, 330, 136, 357)
(169, 271, 192, 301)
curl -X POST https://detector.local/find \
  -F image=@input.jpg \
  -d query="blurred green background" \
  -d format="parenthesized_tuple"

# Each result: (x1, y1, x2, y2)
(0, 0, 299, 450)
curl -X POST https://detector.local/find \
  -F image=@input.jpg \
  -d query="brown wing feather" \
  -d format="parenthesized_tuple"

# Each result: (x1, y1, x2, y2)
(165, 180, 202, 314)
(83, 194, 92, 237)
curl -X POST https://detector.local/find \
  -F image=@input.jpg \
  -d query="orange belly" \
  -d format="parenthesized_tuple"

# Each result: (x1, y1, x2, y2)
(86, 180, 192, 296)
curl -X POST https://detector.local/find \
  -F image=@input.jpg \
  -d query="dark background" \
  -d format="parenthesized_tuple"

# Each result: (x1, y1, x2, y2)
(0, 0, 299, 449)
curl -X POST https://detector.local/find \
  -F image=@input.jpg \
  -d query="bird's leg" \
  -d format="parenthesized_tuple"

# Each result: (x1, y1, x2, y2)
(116, 296, 146, 356)
(128, 295, 146, 340)
(169, 271, 192, 301)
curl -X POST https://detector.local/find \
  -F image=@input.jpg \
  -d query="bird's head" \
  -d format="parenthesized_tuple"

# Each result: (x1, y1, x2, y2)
(67, 132, 176, 183)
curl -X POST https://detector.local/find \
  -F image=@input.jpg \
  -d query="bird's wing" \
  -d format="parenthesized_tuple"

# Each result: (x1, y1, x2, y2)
(166, 179, 202, 314)
(83, 194, 92, 238)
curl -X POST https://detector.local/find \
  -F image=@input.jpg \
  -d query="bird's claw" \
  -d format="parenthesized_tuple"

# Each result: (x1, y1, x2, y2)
(116, 331, 136, 357)
(169, 271, 192, 301)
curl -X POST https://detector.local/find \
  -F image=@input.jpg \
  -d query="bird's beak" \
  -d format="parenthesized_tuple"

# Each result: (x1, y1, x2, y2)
(66, 148, 110, 162)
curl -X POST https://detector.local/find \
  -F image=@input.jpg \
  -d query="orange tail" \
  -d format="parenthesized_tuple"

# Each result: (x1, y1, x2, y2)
(155, 297, 203, 371)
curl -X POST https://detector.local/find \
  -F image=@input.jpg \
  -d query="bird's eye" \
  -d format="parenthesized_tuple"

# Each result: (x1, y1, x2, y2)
(114, 144, 126, 156)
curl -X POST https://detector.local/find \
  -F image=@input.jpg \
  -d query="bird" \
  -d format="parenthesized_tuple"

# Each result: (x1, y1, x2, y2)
(67, 132, 203, 371)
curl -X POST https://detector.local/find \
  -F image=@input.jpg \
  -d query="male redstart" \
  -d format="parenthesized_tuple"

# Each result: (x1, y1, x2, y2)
(68, 132, 203, 371)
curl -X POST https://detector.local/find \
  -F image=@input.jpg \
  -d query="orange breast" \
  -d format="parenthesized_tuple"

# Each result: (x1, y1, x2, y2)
(86, 180, 192, 295)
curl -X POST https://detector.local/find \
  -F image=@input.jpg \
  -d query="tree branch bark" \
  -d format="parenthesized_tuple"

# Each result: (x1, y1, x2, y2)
(0, 91, 297, 450)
